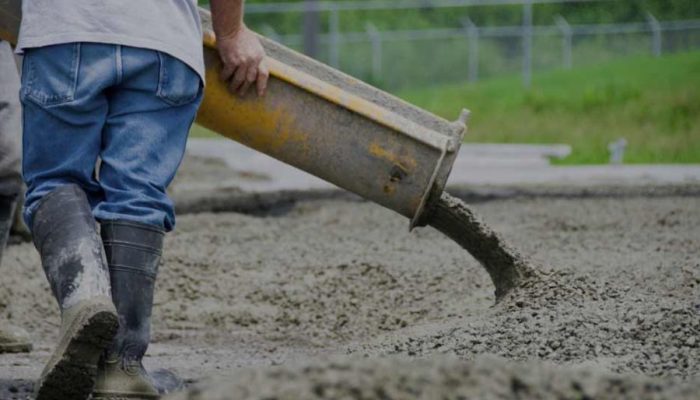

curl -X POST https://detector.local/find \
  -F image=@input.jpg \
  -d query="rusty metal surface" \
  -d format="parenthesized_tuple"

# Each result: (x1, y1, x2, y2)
(199, 7, 468, 224)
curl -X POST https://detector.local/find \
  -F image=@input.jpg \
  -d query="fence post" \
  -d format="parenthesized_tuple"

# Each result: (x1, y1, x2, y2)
(303, 0, 321, 58)
(329, 5, 341, 68)
(366, 22, 383, 83)
(522, 0, 533, 88)
(554, 15, 572, 69)
(461, 18, 480, 83)
(646, 12, 662, 57)
(262, 24, 283, 45)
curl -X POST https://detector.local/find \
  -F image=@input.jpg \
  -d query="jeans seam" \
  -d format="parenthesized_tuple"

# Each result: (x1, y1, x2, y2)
(71, 43, 80, 98)
(24, 49, 35, 89)
(115, 45, 123, 85)
(156, 51, 166, 99)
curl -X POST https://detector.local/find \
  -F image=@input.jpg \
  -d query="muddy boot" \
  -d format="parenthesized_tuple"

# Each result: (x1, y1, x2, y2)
(10, 191, 32, 243)
(94, 365, 183, 398)
(93, 220, 164, 400)
(0, 325, 32, 353)
(32, 185, 119, 400)
(0, 193, 32, 354)
(0, 194, 16, 249)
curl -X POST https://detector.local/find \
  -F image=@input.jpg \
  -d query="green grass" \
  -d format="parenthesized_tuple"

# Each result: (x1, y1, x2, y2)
(190, 124, 218, 139)
(399, 51, 700, 164)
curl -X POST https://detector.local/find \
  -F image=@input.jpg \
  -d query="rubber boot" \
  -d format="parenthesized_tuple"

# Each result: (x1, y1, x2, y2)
(32, 185, 119, 400)
(0, 193, 32, 353)
(93, 220, 164, 400)
(10, 190, 32, 243)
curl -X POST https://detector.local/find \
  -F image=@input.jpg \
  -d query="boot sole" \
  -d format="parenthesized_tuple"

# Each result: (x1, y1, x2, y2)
(34, 302, 119, 400)
(92, 393, 160, 400)
(0, 342, 33, 353)
(92, 367, 162, 400)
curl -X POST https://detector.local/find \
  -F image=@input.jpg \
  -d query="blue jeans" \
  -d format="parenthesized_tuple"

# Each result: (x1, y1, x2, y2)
(21, 43, 202, 231)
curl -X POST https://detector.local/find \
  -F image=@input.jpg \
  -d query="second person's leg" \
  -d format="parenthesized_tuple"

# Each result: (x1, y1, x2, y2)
(0, 40, 32, 354)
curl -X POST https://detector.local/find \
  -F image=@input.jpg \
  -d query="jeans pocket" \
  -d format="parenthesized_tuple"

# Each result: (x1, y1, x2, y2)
(20, 43, 80, 107)
(156, 52, 201, 106)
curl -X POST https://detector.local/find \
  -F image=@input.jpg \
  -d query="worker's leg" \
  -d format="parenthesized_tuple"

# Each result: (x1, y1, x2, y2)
(20, 43, 119, 400)
(93, 47, 202, 230)
(0, 40, 32, 354)
(0, 41, 22, 198)
(92, 46, 201, 399)
(21, 43, 111, 228)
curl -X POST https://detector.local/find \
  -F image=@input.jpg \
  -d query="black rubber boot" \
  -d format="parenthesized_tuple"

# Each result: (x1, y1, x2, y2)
(0, 193, 32, 354)
(10, 190, 32, 243)
(32, 185, 119, 400)
(93, 220, 164, 400)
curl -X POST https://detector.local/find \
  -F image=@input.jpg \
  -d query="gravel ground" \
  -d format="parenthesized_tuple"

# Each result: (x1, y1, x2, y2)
(165, 356, 700, 400)
(0, 156, 698, 399)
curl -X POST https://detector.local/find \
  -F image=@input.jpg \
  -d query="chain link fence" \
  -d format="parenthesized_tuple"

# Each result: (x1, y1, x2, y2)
(242, 1, 700, 91)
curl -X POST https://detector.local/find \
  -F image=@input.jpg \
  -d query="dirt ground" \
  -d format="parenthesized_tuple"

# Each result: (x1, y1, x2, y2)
(0, 156, 698, 399)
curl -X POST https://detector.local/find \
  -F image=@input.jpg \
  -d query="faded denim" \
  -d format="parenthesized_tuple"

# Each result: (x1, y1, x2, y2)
(21, 43, 202, 231)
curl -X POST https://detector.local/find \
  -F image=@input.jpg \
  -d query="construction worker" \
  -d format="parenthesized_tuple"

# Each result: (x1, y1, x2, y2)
(16, 0, 268, 399)
(0, 39, 32, 355)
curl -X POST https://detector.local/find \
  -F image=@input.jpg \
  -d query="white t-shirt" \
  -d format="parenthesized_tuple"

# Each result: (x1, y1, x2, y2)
(16, 0, 205, 81)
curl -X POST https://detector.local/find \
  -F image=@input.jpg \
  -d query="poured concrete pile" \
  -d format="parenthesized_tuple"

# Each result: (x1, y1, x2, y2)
(1, 156, 698, 398)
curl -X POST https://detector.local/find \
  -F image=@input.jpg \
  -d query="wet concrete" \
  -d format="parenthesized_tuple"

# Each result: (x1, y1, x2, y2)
(426, 191, 539, 299)
(1, 156, 698, 398)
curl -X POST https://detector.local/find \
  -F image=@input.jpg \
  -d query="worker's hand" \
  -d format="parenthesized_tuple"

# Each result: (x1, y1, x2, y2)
(217, 25, 269, 97)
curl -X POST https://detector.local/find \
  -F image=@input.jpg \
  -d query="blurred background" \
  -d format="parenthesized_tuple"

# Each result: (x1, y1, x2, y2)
(194, 0, 700, 165)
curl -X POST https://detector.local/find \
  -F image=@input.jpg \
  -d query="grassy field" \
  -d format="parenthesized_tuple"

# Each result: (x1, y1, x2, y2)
(400, 51, 700, 164)
(192, 51, 700, 164)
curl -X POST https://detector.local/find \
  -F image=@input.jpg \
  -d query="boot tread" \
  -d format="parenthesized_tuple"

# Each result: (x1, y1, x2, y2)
(34, 304, 118, 400)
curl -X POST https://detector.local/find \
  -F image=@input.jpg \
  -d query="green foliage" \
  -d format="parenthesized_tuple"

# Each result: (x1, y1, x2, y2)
(399, 51, 700, 164)
(523, 82, 642, 113)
